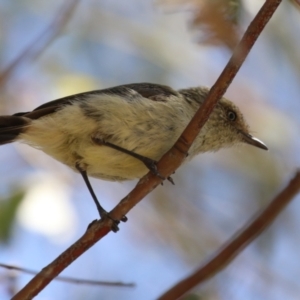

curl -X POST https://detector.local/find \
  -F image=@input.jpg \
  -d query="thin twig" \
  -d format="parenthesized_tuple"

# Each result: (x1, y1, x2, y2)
(0, 0, 80, 87)
(12, 0, 282, 299)
(157, 171, 300, 300)
(0, 263, 134, 287)
(291, 0, 300, 10)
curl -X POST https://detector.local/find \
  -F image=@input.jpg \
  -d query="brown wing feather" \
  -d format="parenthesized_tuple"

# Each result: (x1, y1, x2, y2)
(32, 82, 177, 112)
(13, 83, 178, 120)
(0, 83, 177, 145)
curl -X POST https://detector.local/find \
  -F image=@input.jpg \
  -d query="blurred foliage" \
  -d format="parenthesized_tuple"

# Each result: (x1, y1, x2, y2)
(159, 0, 242, 49)
(182, 293, 203, 300)
(0, 190, 24, 243)
(290, 0, 300, 10)
(190, 0, 242, 49)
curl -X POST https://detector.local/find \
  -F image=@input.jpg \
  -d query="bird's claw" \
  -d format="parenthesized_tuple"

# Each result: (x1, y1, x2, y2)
(100, 211, 120, 232)
(98, 210, 127, 233)
(143, 158, 176, 185)
(167, 176, 175, 185)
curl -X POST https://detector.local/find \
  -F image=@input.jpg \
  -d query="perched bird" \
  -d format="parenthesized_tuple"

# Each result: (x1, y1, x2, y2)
(0, 83, 267, 230)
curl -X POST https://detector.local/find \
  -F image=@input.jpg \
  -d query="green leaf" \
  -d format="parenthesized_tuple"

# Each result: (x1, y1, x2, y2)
(0, 190, 25, 243)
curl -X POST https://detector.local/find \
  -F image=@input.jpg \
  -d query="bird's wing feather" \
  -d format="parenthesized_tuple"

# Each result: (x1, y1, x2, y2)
(14, 83, 177, 120)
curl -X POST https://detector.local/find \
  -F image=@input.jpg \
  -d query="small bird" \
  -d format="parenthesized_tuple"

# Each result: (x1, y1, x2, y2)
(0, 83, 267, 230)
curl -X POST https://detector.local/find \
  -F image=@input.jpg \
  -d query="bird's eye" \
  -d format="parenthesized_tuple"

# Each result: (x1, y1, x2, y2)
(227, 110, 237, 121)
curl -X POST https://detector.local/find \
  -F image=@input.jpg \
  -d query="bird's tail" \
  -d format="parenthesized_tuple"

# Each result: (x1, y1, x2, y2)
(0, 115, 30, 145)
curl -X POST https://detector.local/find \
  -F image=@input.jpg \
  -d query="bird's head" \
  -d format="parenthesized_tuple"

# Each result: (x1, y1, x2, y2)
(179, 87, 268, 153)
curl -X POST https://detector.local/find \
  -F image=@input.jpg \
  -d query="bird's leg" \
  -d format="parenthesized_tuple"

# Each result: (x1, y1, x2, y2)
(92, 137, 174, 184)
(75, 163, 127, 232)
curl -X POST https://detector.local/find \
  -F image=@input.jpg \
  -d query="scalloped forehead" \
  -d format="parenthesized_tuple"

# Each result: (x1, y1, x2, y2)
(179, 86, 249, 127)
(218, 97, 241, 115)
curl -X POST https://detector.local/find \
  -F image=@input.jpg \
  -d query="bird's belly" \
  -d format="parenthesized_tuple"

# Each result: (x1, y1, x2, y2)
(79, 145, 154, 181)
(20, 105, 182, 181)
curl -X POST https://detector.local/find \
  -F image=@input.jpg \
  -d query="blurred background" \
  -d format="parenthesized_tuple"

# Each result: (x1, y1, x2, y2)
(0, 0, 300, 299)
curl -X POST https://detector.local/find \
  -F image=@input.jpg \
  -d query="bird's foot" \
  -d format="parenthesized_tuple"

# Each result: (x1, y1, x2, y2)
(87, 210, 127, 233)
(142, 158, 175, 184)
(99, 209, 127, 233)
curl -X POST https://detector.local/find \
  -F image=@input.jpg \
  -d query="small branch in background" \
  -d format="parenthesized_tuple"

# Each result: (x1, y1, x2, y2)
(291, 0, 300, 10)
(11, 0, 282, 299)
(0, 0, 80, 88)
(0, 263, 134, 288)
(157, 171, 300, 300)
(0, 268, 18, 298)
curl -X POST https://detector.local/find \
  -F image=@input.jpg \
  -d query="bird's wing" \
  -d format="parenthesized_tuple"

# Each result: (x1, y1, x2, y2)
(14, 83, 177, 120)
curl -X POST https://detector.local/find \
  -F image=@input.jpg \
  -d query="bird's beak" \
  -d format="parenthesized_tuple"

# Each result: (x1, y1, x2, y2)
(240, 132, 268, 150)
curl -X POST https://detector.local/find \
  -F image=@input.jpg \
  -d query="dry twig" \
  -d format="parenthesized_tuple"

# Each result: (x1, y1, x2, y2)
(0, 263, 134, 287)
(0, 0, 80, 87)
(157, 171, 300, 300)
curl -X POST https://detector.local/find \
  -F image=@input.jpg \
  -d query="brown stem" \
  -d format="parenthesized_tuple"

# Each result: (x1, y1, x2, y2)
(11, 0, 282, 299)
(291, 0, 300, 10)
(0, 0, 79, 87)
(157, 171, 300, 300)
(0, 263, 134, 287)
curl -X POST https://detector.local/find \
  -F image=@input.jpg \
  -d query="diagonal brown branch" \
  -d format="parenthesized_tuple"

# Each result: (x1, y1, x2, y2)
(11, 0, 282, 299)
(157, 171, 300, 300)
(0, 0, 80, 88)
